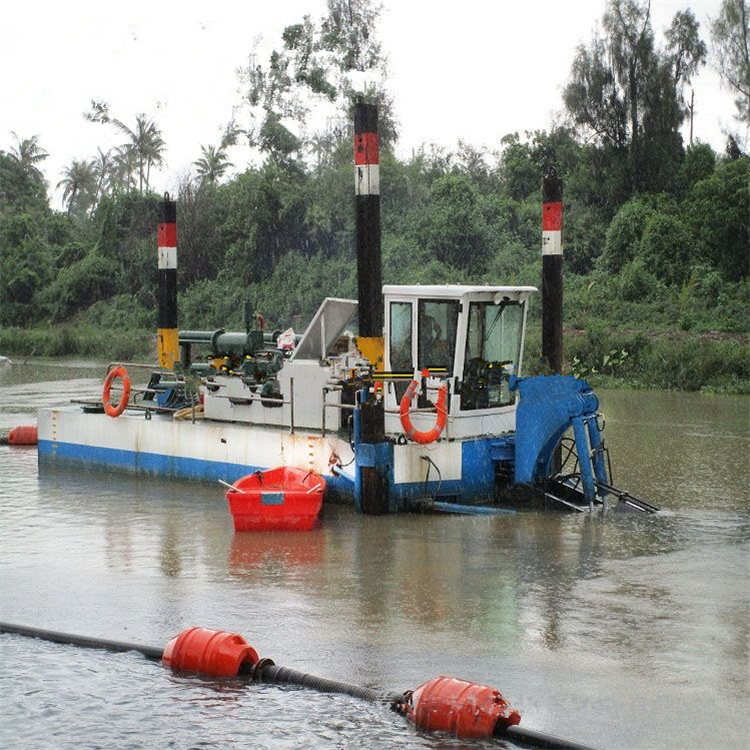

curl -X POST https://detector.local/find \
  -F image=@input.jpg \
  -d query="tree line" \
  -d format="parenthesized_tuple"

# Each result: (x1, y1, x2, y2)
(1, 0, 748, 351)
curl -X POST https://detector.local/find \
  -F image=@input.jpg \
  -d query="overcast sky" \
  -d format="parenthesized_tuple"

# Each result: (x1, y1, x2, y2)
(0, 0, 738, 205)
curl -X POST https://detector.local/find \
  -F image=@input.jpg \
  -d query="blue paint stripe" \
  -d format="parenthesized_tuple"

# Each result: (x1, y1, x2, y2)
(38, 440, 355, 497)
(39, 439, 256, 482)
(37, 435, 508, 507)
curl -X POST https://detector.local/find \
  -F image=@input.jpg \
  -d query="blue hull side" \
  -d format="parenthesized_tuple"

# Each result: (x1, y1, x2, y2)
(38, 436, 506, 508)
(38, 439, 357, 497)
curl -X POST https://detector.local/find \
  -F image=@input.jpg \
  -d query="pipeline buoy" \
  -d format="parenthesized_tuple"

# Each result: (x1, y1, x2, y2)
(162, 627, 259, 678)
(8, 425, 38, 445)
(397, 675, 520, 738)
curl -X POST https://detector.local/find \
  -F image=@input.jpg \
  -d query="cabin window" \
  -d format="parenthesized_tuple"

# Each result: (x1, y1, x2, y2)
(461, 301, 523, 410)
(389, 302, 413, 372)
(417, 300, 459, 375)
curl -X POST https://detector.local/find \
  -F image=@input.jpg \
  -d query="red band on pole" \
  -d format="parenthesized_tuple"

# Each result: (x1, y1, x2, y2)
(542, 202, 562, 232)
(158, 223, 177, 247)
(354, 132, 379, 165)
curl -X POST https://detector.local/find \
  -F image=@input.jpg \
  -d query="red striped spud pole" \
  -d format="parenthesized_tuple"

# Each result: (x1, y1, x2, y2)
(157, 194, 179, 370)
(353, 99, 388, 515)
(354, 100, 382, 342)
(542, 169, 563, 375)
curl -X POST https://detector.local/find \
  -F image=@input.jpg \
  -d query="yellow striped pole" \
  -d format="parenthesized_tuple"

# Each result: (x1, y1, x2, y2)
(157, 194, 179, 369)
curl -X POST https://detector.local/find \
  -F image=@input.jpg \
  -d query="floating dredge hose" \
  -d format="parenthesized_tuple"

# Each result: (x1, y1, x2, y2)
(260, 663, 399, 704)
(0, 622, 164, 661)
(0, 622, 596, 750)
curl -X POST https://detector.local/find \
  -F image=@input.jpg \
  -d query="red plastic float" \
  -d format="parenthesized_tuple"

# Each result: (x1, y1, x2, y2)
(162, 627, 259, 677)
(403, 676, 521, 738)
(8, 425, 38, 445)
(226, 466, 325, 531)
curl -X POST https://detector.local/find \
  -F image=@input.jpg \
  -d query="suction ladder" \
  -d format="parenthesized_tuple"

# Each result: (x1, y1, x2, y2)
(534, 437, 659, 514)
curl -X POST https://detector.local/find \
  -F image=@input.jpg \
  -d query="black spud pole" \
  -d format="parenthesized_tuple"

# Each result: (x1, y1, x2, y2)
(541, 169, 563, 375)
(354, 100, 382, 339)
(157, 194, 179, 369)
(354, 100, 388, 515)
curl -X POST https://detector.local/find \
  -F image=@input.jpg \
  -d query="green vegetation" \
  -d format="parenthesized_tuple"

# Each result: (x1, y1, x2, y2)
(1, 0, 748, 393)
(0, 325, 150, 361)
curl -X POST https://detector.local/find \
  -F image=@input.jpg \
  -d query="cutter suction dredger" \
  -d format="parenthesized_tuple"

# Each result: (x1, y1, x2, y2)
(37, 100, 656, 515)
(37, 283, 656, 515)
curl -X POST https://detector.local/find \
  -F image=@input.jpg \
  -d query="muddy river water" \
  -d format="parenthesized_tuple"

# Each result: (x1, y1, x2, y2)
(1, 361, 748, 749)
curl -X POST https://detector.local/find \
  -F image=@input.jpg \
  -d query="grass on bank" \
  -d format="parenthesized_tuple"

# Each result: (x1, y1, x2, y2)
(524, 327, 749, 394)
(2, 323, 748, 394)
(0, 326, 153, 362)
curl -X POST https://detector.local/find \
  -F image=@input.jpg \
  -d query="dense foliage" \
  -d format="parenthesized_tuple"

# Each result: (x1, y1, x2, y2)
(1, 0, 748, 392)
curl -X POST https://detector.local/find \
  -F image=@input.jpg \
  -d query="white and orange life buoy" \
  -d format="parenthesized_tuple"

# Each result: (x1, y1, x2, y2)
(399, 368, 448, 444)
(102, 365, 131, 417)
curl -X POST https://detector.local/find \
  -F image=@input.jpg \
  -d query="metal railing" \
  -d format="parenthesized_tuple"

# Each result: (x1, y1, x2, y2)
(210, 378, 297, 434)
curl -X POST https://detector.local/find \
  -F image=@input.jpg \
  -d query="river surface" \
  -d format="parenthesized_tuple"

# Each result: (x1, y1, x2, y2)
(1, 360, 748, 749)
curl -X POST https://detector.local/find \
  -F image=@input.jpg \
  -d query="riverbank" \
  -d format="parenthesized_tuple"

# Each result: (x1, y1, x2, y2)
(524, 328, 750, 394)
(0, 326, 153, 363)
(1, 324, 748, 394)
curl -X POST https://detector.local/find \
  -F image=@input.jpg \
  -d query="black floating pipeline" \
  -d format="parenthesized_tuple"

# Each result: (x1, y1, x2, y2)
(0, 622, 164, 660)
(0, 622, 597, 750)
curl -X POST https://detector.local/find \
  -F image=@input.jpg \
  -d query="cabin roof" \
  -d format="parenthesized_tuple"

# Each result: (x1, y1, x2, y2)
(383, 284, 538, 299)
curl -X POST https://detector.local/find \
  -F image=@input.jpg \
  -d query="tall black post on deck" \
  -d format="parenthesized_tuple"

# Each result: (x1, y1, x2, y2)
(354, 99, 388, 515)
(354, 101, 383, 339)
(541, 169, 563, 375)
(157, 194, 179, 369)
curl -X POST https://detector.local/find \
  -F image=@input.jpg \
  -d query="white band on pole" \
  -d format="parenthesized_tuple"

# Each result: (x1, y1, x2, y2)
(542, 231, 562, 256)
(158, 246, 178, 269)
(355, 164, 380, 196)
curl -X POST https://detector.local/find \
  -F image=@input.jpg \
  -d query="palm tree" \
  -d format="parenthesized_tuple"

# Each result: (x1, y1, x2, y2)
(57, 159, 97, 215)
(107, 114, 166, 192)
(91, 148, 113, 201)
(9, 133, 49, 180)
(136, 115, 166, 192)
(84, 102, 166, 192)
(110, 144, 138, 193)
(193, 121, 242, 185)
(193, 144, 233, 185)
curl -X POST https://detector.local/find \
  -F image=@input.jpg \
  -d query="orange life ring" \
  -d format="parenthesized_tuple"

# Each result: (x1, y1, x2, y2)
(399, 369, 448, 444)
(102, 366, 131, 417)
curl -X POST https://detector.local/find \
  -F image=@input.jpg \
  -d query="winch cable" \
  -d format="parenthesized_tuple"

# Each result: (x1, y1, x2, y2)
(0, 622, 598, 750)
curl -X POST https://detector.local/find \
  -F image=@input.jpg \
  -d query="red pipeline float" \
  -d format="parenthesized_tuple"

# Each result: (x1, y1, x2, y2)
(4, 425, 38, 445)
(0, 622, 597, 750)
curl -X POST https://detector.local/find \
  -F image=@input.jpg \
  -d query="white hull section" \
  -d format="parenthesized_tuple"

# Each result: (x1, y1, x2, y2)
(38, 406, 355, 489)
